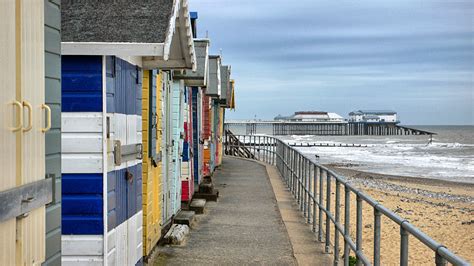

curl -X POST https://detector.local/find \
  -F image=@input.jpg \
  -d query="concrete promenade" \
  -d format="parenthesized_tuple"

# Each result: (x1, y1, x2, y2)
(152, 157, 331, 265)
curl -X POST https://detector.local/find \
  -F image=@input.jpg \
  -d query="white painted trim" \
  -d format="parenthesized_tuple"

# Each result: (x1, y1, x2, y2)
(61, 42, 165, 56)
(62, 154, 103, 173)
(101, 56, 108, 266)
(180, 0, 197, 71)
(62, 235, 104, 256)
(62, 133, 103, 153)
(117, 56, 143, 68)
(62, 112, 103, 133)
(61, 256, 103, 266)
(163, 0, 180, 60)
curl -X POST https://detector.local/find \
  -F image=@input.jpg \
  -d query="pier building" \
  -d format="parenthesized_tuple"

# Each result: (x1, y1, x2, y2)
(274, 111, 345, 123)
(349, 110, 399, 123)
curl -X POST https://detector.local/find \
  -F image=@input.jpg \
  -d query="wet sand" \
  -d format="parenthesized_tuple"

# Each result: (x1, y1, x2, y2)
(328, 166, 474, 265)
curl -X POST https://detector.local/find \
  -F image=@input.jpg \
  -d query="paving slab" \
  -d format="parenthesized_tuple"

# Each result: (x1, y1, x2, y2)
(152, 157, 297, 265)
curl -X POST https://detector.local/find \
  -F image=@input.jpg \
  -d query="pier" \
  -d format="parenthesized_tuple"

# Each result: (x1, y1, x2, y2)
(225, 121, 436, 136)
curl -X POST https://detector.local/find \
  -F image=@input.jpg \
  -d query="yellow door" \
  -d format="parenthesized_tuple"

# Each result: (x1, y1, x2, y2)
(142, 71, 162, 257)
(154, 71, 163, 232)
(0, 1, 47, 265)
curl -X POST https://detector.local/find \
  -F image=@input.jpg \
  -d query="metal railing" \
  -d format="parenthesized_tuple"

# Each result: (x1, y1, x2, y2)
(224, 133, 469, 266)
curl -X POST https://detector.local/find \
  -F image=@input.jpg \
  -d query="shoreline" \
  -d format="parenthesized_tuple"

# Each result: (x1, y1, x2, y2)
(327, 163, 474, 188)
(325, 165, 473, 264)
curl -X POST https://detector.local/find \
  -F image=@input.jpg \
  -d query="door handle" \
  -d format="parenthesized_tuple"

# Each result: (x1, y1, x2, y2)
(9, 100, 23, 132)
(22, 100, 33, 132)
(41, 104, 51, 132)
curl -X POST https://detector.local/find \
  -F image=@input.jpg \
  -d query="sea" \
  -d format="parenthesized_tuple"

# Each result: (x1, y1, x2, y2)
(230, 125, 474, 184)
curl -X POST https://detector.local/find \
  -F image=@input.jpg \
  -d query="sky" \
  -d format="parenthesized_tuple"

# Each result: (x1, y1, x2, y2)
(189, 0, 473, 125)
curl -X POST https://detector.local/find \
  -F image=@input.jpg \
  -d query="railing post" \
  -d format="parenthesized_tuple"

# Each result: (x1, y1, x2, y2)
(435, 252, 446, 266)
(297, 153, 301, 207)
(258, 136, 261, 161)
(344, 186, 350, 266)
(307, 161, 312, 224)
(299, 154, 304, 211)
(253, 135, 256, 158)
(291, 149, 296, 194)
(264, 137, 270, 163)
(318, 167, 324, 242)
(303, 158, 308, 217)
(296, 153, 300, 202)
(334, 180, 341, 264)
(285, 145, 289, 185)
(292, 149, 296, 195)
(374, 208, 381, 266)
(238, 135, 241, 156)
(325, 171, 331, 253)
(312, 164, 317, 231)
(400, 225, 409, 266)
(272, 138, 275, 165)
(356, 195, 362, 266)
(300, 156, 304, 212)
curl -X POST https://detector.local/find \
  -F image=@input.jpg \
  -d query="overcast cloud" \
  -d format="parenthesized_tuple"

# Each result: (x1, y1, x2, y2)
(190, 0, 473, 125)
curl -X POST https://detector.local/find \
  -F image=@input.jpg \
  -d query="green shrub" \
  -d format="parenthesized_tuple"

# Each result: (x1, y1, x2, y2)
(349, 256, 358, 266)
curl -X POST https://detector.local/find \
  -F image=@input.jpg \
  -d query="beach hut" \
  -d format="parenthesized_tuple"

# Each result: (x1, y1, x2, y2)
(216, 66, 232, 166)
(60, 0, 195, 264)
(174, 38, 210, 198)
(159, 71, 173, 232)
(181, 88, 193, 202)
(205, 55, 222, 174)
(0, 1, 59, 265)
(44, 1, 63, 264)
(202, 95, 212, 177)
(219, 66, 232, 109)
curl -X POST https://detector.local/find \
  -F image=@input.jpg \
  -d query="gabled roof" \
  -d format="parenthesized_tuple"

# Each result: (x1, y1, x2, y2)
(61, 0, 196, 70)
(205, 55, 221, 98)
(219, 65, 231, 106)
(173, 39, 210, 86)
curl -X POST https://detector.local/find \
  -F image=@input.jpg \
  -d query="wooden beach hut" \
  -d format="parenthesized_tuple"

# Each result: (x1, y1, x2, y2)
(0, 1, 61, 265)
(216, 65, 232, 166)
(174, 38, 210, 199)
(205, 55, 222, 174)
(60, 0, 195, 264)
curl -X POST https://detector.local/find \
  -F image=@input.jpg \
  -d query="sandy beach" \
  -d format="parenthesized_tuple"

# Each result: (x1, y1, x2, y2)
(326, 166, 474, 265)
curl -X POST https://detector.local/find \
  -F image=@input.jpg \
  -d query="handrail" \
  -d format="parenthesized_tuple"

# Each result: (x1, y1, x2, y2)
(224, 132, 470, 266)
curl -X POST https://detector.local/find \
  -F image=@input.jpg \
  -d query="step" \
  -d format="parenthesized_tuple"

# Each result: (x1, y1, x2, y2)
(198, 182, 214, 194)
(189, 198, 206, 214)
(193, 190, 219, 202)
(174, 210, 195, 227)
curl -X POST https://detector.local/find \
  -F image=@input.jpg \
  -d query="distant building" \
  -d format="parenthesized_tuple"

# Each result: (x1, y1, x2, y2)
(275, 111, 345, 123)
(348, 110, 399, 123)
(274, 114, 291, 121)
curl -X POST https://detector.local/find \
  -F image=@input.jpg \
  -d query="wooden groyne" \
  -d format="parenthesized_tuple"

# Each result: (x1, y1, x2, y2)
(224, 122, 436, 136)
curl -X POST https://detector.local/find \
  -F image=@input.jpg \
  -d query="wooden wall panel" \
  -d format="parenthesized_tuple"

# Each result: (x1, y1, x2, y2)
(0, 2, 18, 265)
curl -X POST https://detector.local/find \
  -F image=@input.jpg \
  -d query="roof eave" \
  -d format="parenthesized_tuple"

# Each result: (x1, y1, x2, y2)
(145, 0, 196, 70)
(61, 42, 165, 56)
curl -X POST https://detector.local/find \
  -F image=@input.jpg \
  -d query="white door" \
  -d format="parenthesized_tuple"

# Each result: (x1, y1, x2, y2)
(0, 1, 48, 265)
